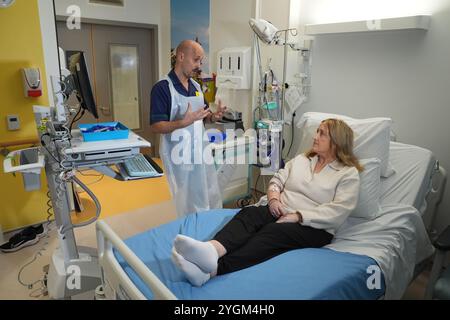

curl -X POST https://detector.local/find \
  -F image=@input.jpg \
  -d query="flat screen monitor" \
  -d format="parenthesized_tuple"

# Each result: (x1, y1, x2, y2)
(67, 51, 99, 119)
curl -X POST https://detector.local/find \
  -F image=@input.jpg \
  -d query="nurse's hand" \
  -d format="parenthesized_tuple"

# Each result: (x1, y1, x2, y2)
(211, 99, 227, 122)
(183, 103, 210, 126)
(214, 99, 227, 121)
(276, 213, 301, 224)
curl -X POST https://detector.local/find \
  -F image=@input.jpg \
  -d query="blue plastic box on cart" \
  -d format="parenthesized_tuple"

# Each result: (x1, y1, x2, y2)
(79, 122, 130, 142)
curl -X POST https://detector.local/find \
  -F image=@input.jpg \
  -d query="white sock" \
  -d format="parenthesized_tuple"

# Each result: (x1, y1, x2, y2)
(173, 234, 218, 273)
(171, 248, 210, 287)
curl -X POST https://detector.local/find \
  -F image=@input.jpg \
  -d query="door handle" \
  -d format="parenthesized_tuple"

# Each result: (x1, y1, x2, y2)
(98, 105, 111, 115)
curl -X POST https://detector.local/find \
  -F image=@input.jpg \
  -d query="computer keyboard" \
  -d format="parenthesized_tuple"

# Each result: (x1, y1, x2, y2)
(123, 154, 159, 177)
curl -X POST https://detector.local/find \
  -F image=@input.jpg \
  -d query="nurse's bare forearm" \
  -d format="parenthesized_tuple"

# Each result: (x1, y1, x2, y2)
(150, 120, 189, 134)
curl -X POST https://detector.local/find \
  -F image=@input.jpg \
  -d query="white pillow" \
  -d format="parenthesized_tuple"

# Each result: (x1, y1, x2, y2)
(351, 158, 383, 220)
(296, 112, 395, 178)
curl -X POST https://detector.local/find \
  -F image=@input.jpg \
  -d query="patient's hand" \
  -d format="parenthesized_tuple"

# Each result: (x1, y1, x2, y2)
(276, 213, 301, 224)
(269, 199, 286, 218)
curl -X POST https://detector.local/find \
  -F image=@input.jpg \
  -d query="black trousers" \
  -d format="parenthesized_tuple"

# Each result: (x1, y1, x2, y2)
(213, 205, 333, 275)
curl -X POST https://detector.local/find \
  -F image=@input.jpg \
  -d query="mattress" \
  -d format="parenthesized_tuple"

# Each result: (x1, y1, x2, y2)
(380, 142, 436, 213)
(114, 209, 385, 300)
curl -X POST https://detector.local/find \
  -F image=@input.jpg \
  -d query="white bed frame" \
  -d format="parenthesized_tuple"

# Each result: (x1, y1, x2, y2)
(95, 164, 447, 300)
(96, 221, 176, 300)
(423, 162, 447, 239)
(412, 163, 447, 280)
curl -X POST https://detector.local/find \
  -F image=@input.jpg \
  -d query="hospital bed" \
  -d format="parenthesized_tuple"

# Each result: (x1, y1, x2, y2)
(95, 141, 446, 300)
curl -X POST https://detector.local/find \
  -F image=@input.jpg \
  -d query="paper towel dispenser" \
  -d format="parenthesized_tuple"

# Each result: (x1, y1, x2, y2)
(216, 47, 251, 90)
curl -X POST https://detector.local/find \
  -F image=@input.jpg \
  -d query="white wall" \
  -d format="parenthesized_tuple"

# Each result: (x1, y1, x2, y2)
(299, 0, 438, 24)
(55, 0, 161, 23)
(258, 0, 291, 80)
(210, 0, 256, 129)
(159, 0, 171, 76)
(54, 0, 169, 78)
(210, 0, 255, 72)
(296, 0, 450, 233)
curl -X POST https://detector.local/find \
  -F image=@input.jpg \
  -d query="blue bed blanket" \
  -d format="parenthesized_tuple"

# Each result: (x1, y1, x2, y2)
(114, 209, 385, 300)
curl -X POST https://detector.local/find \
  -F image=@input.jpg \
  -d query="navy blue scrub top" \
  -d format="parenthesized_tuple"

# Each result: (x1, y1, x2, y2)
(150, 69, 208, 125)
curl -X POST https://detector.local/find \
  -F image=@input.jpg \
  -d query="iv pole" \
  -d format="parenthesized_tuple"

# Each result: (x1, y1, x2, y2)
(251, 18, 300, 172)
(276, 28, 298, 124)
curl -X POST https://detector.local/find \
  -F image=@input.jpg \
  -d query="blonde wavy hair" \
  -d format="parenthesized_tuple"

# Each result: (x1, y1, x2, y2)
(305, 118, 364, 172)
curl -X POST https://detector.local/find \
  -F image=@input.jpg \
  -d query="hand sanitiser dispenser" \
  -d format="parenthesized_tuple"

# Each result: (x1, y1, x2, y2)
(22, 68, 42, 98)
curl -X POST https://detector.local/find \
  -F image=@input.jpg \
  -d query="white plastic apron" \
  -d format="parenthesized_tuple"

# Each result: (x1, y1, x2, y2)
(160, 76, 222, 217)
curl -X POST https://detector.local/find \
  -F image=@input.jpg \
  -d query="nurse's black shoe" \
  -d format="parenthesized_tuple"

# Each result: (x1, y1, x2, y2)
(0, 226, 40, 253)
(29, 224, 45, 239)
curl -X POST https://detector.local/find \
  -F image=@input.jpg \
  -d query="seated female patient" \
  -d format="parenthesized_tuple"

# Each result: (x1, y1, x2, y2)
(172, 119, 364, 286)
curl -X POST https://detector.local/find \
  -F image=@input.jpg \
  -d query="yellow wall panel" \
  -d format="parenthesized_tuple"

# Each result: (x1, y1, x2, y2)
(0, 0, 51, 232)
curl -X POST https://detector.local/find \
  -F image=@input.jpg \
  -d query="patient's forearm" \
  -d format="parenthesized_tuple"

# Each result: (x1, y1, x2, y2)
(267, 184, 281, 202)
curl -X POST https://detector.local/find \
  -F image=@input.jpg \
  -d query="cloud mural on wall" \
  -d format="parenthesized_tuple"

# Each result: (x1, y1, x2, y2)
(171, 0, 210, 75)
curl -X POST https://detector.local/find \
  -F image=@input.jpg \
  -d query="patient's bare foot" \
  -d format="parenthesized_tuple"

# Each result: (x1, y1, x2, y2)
(171, 248, 210, 287)
(174, 234, 218, 273)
